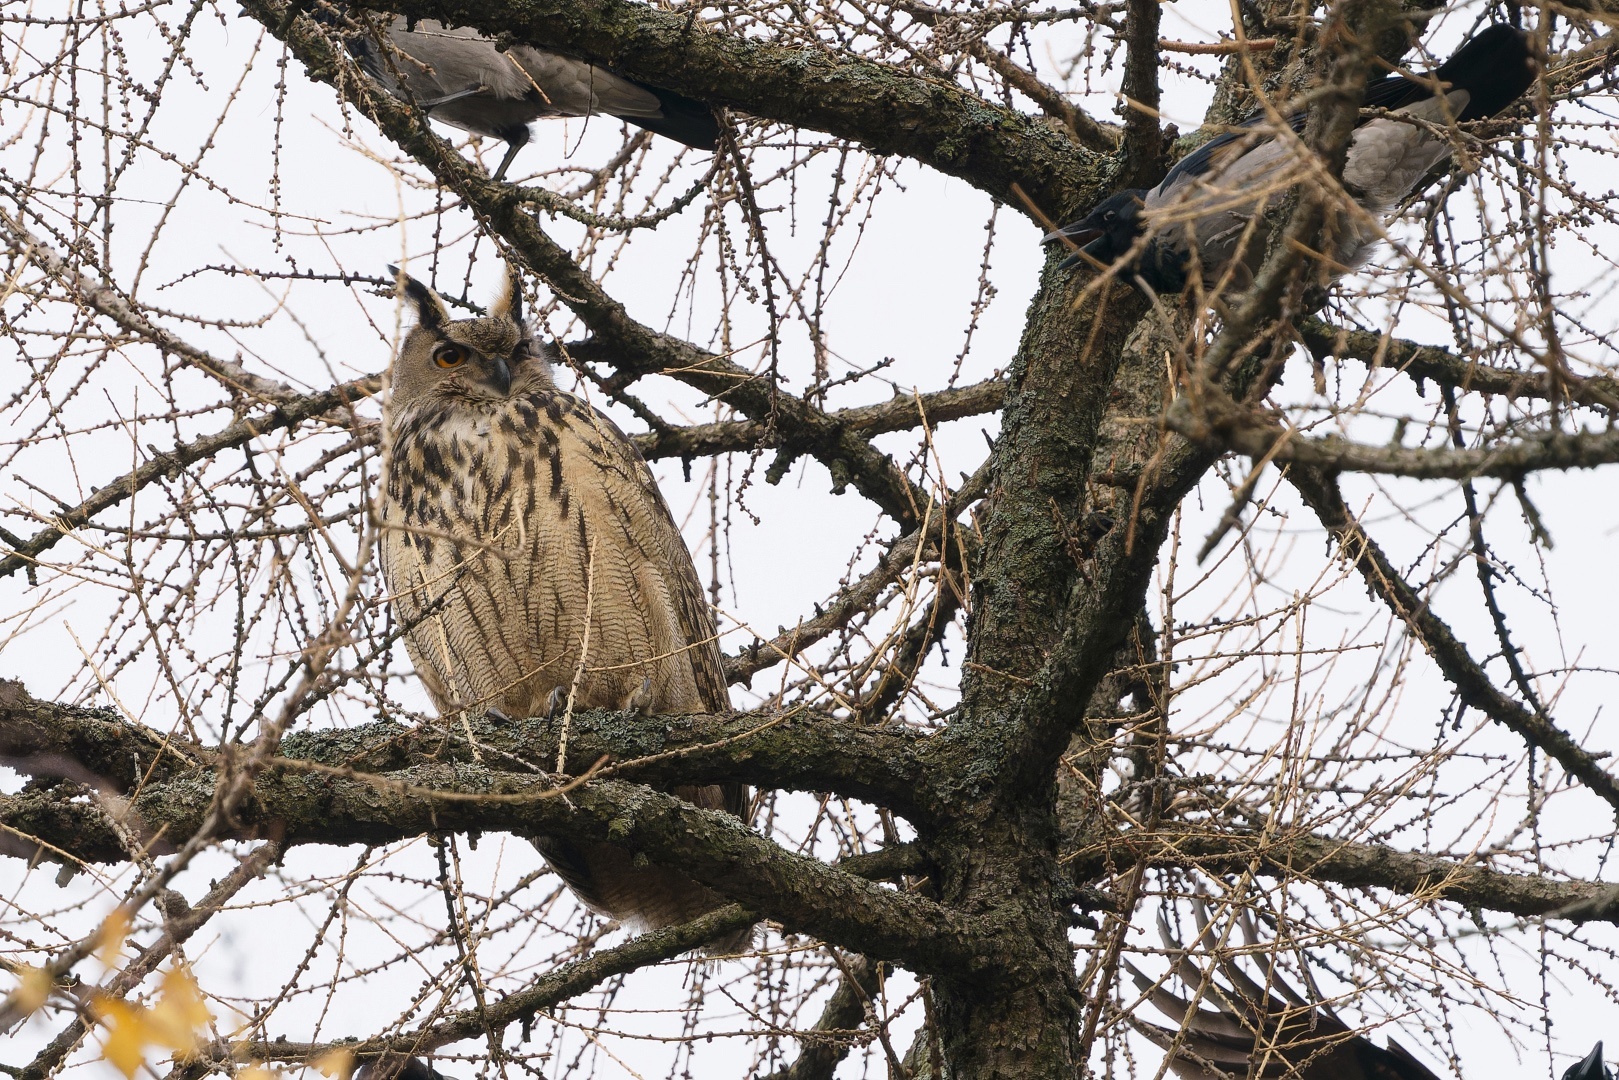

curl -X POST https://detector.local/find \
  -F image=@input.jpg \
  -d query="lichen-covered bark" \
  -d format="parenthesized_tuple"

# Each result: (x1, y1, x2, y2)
(899, 256, 1146, 1073)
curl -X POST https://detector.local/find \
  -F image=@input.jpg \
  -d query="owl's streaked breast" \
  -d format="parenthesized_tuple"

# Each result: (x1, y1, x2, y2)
(378, 389, 722, 722)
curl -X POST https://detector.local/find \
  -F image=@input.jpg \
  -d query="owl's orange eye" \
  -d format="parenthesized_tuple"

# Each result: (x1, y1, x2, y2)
(433, 343, 468, 368)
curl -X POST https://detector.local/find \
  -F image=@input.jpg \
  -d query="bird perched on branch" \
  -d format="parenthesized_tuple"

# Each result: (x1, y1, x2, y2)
(1045, 24, 1535, 294)
(1131, 902, 1608, 1080)
(355, 1060, 454, 1080)
(377, 266, 750, 952)
(316, 9, 719, 179)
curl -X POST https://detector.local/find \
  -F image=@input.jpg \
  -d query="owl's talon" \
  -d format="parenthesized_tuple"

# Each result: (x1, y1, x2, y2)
(486, 707, 511, 724)
(544, 686, 565, 719)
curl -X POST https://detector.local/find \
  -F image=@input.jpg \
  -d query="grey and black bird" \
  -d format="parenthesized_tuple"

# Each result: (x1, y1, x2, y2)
(1045, 24, 1535, 293)
(1568, 1045, 1614, 1080)
(1133, 903, 1606, 1080)
(318, 9, 719, 179)
(376, 267, 750, 952)
(354, 1061, 454, 1080)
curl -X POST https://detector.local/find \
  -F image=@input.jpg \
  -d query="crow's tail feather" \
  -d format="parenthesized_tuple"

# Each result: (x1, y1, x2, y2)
(622, 84, 721, 150)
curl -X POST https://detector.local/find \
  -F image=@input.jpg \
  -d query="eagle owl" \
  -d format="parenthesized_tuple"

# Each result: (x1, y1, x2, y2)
(376, 267, 749, 950)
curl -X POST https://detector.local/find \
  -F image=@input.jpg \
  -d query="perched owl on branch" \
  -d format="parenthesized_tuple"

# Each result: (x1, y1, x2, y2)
(376, 267, 750, 950)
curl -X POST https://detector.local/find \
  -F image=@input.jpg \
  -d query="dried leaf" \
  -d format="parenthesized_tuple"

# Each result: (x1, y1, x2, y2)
(90, 997, 146, 1079)
(5, 963, 53, 1017)
(312, 1048, 356, 1079)
(95, 908, 132, 968)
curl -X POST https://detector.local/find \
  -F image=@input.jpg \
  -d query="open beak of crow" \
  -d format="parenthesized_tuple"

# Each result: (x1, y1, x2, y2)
(1044, 219, 1101, 249)
(1044, 218, 1104, 269)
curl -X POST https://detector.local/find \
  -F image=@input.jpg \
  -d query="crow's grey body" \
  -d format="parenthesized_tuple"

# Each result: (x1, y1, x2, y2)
(1144, 89, 1473, 291)
(1047, 25, 1535, 293)
(330, 13, 719, 177)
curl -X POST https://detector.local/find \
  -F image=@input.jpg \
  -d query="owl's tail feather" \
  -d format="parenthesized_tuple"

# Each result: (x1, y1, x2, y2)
(530, 835, 756, 956)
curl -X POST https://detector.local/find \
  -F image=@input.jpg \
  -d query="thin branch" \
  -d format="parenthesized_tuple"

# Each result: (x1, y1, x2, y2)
(1167, 401, 1619, 480)
(0, 378, 378, 581)
(1286, 464, 1619, 811)
(21, 843, 283, 1078)
(1298, 317, 1619, 413)
(758, 954, 883, 1080)
(0, 209, 314, 407)
(726, 454, 990, 684)
(625, 373, 1008, 463)
(228, 904, 757, 1065)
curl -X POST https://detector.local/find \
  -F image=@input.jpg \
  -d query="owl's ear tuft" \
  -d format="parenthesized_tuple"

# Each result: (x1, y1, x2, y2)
(490, 267, 524, 327)
(389, 265, 447, 331)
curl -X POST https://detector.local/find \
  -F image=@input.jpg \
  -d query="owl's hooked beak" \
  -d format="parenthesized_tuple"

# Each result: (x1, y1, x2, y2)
(483, 356, 513, 396)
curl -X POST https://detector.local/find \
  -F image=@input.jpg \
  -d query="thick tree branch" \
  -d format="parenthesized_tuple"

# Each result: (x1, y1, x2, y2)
(1286, 465, 1619, 811)
(1000, 0, 1402, 779)
(1118, 0, 1164, 187)
(1069, 825, 1619, 926)
(362, 0, 1107, 221)
(11, 763, 984, 971)
(0, 689, 934, 822)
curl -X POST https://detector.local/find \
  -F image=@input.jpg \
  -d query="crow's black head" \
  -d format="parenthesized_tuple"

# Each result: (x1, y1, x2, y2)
(1047, 189, 1192, 292)
(1047, 190, 1147, 269)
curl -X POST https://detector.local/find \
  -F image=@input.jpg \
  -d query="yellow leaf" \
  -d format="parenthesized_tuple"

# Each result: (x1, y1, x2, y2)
(238, 1067, 278, 1080)
(5, 963, 52, 1017)
(311, 1048, 355, 1079)
(148, 968, 211, 1053)
(95, 909, 132, 967)
(90, 997, 146, 1079)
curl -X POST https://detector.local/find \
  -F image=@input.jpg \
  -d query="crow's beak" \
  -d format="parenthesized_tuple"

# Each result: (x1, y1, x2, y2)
(1046, 216, 1098, 267)
(1044, 222, 1101, 248)
(1057, 232, 1113, 271)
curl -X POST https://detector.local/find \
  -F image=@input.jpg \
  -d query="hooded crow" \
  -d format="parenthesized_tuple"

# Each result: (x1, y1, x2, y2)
(1045, 24, 1535, 293)
(354, 1060, 454, 1080)
(1567, 1044, 1614, 1080)
(316, 10, 720, 179)
(1135, 901, 1606, 1080)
